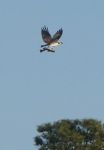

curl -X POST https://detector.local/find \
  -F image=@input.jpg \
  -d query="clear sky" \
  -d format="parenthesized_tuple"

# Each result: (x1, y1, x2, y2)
(0, 0, 104, 150)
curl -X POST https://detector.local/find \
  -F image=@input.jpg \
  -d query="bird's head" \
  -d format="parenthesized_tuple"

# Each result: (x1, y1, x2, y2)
(58, 41, 63, 45)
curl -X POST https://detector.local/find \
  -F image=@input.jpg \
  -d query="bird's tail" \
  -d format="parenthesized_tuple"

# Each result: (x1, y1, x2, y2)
(41, 44, 48, 47)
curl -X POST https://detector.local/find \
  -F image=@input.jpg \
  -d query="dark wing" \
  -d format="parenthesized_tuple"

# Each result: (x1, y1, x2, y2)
(52, 28, 63, 41)
(41, 26, 52, 44)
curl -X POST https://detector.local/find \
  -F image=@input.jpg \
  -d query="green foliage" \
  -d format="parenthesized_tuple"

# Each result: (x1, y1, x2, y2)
(34, 119, 104, 150)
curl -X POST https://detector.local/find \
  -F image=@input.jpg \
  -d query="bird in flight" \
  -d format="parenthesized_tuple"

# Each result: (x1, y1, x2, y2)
(40, 26, 63, 52)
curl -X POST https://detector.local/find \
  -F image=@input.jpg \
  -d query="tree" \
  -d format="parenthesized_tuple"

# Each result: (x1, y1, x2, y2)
(34, 119, 104, 150)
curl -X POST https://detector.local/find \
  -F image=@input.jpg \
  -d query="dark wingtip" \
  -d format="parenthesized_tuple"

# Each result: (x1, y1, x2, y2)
(60, 28, 63, 32)
(41, 25, 48, 31)
(41, 45, 44, 47)
(40, 49, 44, 52)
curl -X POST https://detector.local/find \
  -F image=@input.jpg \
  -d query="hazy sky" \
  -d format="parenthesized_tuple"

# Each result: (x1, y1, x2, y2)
(0, 0, 104, 150)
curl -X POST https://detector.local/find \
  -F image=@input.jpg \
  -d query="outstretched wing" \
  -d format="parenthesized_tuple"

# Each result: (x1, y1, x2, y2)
(41, 26, 52, 44)
(52, 28, 63, 41)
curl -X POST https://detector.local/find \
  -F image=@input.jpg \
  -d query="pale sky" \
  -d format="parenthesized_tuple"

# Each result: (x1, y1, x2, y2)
(0, 0, 104, 150)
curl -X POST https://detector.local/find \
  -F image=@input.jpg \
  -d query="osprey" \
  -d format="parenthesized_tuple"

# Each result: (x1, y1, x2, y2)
(40, 26, 63, 52)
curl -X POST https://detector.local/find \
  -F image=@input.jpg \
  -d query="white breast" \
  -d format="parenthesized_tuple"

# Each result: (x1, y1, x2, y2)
(50, 42, 59, 47)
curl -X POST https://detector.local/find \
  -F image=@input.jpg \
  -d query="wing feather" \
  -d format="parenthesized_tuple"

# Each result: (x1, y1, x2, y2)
(52, 28, 63, 41)
(41, 26, 52, 44)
